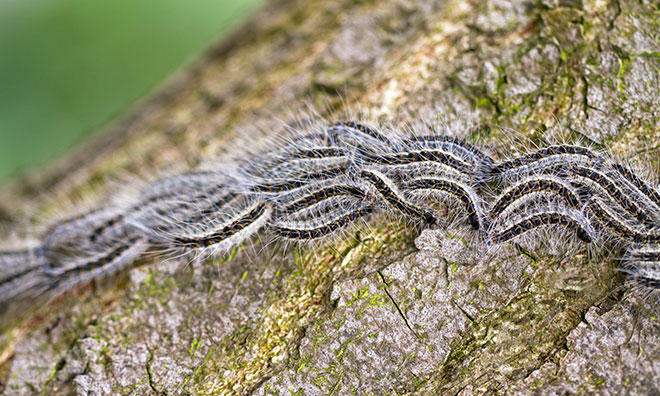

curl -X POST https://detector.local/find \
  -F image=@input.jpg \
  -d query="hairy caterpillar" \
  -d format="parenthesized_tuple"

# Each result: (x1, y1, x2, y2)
(0, 247, 49, 302)
(357, 168, 441, 226)
(272, 202, 375, 240)
(610, 163, 660, 216)
(249, 165, 350, 194)
(585, 198, 660, 245)
(487, 176, 581, 222)
(359, 148, 475, 179)
(489, 144, 603, 182)
(405, 176, 482, 229)
(278, 182, 372, 215)
(402, 135, 494, 168)
(1, 119, 659, 311)
(623, 245, 660, 296)
(327, 121, 394, 149)
(45, 236, 146, 289)
(488, 207, 596, 245)
(558, 164, 658, 228)
(148, 198, 272, 258)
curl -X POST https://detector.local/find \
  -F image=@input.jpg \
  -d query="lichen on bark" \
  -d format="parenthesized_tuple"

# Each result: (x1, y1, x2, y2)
(1, 0, 659, 395)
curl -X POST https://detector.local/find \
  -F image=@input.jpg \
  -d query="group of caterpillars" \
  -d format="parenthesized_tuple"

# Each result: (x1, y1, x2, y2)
(1, 120, 660, 310)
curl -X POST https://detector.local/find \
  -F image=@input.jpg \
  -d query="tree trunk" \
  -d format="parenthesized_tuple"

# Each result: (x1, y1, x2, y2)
(2, 0, 659, 394)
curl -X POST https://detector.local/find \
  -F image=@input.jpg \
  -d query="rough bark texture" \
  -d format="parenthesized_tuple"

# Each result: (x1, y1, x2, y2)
(1, 0, 659, 394)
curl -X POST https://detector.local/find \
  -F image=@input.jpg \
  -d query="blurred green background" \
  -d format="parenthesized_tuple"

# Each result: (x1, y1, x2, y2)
(0, 0, 261, 181)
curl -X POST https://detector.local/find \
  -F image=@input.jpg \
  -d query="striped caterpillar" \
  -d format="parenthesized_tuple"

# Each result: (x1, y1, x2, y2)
(1, 121, 659, 313)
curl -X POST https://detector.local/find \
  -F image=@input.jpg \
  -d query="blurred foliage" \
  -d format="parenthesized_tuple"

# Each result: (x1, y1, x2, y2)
(0, 0, 261, 181)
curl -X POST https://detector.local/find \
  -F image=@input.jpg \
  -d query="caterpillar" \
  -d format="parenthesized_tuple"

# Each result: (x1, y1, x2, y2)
(359, 148, 475, 179)
(357, 168, 441, 226)
(0, 247, 50, 302)
(488, 208, 596, 245)
(271, 202, 375, 240)
(248, 164, 350, 194)
(487, 176, 581, 222)
(80, 171, 232, 246)
(585, 198, 660, 245)
(41, 207, 136, 265)
(489, 144, 604, 183)
(629, 248, 660, 262)
(401, 134, 494, 184)
(402, 135, 493, 168)
(45, 236, 146, 289)
(1, 120, 659, 310)
(277, 183, 372, 216)
(557, 164, 657, 229)
(153, 199, 273, 257)
(327, 121, 394, 148)
(623, 245, 660, 299)
(611, 163, 660, 215)
(405, 176, 482, 229)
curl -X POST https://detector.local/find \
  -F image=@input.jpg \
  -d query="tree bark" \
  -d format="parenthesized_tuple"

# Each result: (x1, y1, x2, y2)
(1, 0, 659, 394)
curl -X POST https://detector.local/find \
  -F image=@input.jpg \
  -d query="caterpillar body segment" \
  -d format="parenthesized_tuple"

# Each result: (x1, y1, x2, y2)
(489, 145, 604, 184)
(357, 169, 441, 227)
(402, 135, 494, 167)
(178, 192, 240, 225)
(0, 247, 46, 273)
(405, 177, 483, 230)
(248, 165, 351, 194)
(357, 149, 475, 181)
(240, 138, 354, 195)
(400, 134, 495, 184)
(0, 247, 50, 304)
(151, 199, 273, 260)
(279, 146, 350, 160)
(284, 121, 390, 150)
(171, 202, 270, 248)
(628, 262, 660, 290)
(622, 245, 660, 301)
(138, 170, 226, 202)
(585, 198, 660, 245)
(327, 121, 394, 150)
(540, 163, 657, 229)
(271, 203, 375, 241)
(42, 207, 134, 258)
(269, 154, 353, 183)
(629, 248, 660, 263)
(129, 185, 240, 239)
(610, 163, 660, 217)
(44, 236, 147, 291)
(487, 207, 596, 245)
(487, 176, 582, 224)
(277, 183, 373, 217)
